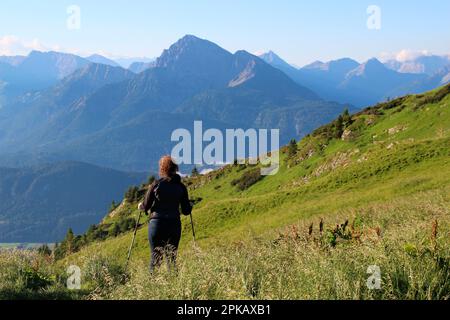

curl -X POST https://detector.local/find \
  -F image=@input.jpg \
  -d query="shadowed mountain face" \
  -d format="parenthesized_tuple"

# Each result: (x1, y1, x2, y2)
(0, 161, 146, 242)
(0, 35, 347, 172)
(0, 63, 135, 150)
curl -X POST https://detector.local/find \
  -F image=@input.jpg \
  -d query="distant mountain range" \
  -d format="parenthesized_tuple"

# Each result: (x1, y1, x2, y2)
(259, 52, 450, 107)
(0, 35, 350, 172)
(0, 51, 90, 99)
(1, 37, 448, 172)
(0, 161, 145, 242)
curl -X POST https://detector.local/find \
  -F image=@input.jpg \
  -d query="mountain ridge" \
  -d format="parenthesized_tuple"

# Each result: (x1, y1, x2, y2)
(260, 51, 448, 107)
(0, 35, 346, 172)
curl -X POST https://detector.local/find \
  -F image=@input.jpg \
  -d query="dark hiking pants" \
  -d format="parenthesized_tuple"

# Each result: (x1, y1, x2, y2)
(148, 218, 181, 273)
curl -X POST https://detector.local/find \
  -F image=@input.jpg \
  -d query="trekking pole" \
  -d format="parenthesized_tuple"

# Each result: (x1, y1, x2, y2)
(189, 213, 196, 244)
(125, 210, 143, 271)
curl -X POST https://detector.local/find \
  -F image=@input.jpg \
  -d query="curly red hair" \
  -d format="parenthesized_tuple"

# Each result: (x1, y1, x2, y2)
(159, 155, 179, 178)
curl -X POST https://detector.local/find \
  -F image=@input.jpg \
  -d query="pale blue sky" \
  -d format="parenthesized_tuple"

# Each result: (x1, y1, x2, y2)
(1, 0, 449, 66)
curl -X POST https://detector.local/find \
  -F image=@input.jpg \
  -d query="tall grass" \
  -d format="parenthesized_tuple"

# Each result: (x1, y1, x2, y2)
(0, 250, 84, 300)
(1, 191, 447, 300)
(90, 192, 449, 300)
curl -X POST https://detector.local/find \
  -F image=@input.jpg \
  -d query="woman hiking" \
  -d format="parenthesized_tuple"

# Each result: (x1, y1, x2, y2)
(138, 156, 192, 272)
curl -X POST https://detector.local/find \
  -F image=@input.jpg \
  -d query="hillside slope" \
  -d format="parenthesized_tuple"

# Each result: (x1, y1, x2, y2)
(69, 84, 449, 251)
(2, 85, 448, 300)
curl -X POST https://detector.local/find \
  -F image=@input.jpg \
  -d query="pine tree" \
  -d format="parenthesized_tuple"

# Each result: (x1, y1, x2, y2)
(287, 139, 298, 159)
(109, 200, 117, 212)
(334, 115, 344, 139)
(65, 228, 75, 255)
(54, 242, 64, 260)
(342, 108, 352, 127)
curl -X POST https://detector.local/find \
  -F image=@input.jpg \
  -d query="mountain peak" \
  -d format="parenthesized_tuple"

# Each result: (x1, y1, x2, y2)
(348, 58, 386, 76)
(154, 35, 232, 71)
(366, 57, 383, 66)
(259, 51, 299, 73)
(259, 51, 282, 63)
(178, 34, 204, 43)
(164, 34, 216, 53)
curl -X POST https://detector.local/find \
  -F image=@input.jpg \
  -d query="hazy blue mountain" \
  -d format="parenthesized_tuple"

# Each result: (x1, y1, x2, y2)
(338, 58, 426, 106)
(0, 63, 134, 151)
(0, 51, 90, 99)
(302, 58, 360, 79)
(260, 52, 362, 103)
(261, 51, 435, 107)
(259, 51, 306, 85)
(384, 55, 450, 75)
(16, 51, 89, 84)
(259, 51, 298, 74)
(406, 65, 450, 92)
(297, 58, 361, 102)
(0, 161, 146, 242)
(86, 54, 120, 67)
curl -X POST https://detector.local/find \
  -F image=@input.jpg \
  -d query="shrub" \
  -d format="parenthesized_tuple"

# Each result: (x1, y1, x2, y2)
(415, 84, 450, 109)
(231, 168, 263, 191)
(19, 266, 54, 291)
